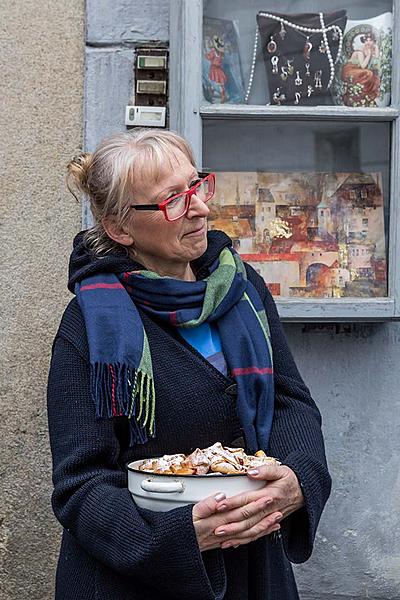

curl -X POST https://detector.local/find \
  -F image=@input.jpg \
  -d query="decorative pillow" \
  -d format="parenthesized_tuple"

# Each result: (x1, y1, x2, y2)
(203, 16, 245, 104)
(332, 12, 393, 107)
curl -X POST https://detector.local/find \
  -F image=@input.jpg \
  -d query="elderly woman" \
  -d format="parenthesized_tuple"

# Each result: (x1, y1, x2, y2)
(47, 128, 331, 600)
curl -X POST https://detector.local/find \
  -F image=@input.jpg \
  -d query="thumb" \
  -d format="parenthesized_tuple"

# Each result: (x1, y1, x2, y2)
(247, 464, 286, 481)
(192, 491, 226, 520)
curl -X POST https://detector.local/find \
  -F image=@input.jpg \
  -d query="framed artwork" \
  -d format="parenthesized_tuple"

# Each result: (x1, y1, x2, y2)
(332, 12, 393, 107)
(208, 171, 387, 298)
(202, 16, 245, 104)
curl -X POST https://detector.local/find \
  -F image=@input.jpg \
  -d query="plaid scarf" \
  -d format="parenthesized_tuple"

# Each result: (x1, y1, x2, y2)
(76, 247, 274, 453)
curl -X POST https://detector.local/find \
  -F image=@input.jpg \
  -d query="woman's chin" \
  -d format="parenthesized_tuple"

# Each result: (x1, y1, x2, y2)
(184, 235, 208, 261)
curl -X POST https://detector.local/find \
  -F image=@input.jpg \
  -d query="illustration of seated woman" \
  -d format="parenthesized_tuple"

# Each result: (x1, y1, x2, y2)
(342, 32, 381, 105)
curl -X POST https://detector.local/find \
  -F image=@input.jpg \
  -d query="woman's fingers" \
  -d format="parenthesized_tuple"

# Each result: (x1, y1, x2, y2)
(215, 466, 288, 513)
(217, 509, 282, 540)
(220, 520, 282, 550)
(216, 489, 273, 513)
(214, 496, 278, 536)
(247, 464, 287, 482)
(193, 491, 227, 521)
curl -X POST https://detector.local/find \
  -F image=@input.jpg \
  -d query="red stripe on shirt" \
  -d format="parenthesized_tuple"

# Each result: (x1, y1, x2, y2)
(170, 311, 178, 325)
(80, 283, 124, 291)
(231, 367, 273, 376)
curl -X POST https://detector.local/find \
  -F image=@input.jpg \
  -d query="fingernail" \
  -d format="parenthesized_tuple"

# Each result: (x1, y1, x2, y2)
(275, 513, 283, 523)
(217, 503, 228, 512)
(221, 542, 232, 549)
(263, 498, 272, 506)
(271, 524, 281, 532)
(247, 469, 259, 476)
(214, 492, 226, 502)
(215, 529, 226, 536)
(234, 545, 240, 548)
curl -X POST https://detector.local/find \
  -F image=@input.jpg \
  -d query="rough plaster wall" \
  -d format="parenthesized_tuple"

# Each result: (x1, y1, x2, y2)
(85, 2, 400, 600)
(286, 324, 400, 600)
(0, 2, 84, 599)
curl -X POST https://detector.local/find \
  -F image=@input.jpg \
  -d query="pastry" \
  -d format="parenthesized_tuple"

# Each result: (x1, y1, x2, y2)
(138, 444, 280, 476)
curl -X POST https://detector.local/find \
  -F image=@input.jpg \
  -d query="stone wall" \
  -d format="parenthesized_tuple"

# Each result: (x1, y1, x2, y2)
(0, 2, 84, 598)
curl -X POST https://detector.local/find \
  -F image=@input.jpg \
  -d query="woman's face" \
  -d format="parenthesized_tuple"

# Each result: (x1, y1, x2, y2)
(118, 150, 210, 277)
(363, 37, 374, 49)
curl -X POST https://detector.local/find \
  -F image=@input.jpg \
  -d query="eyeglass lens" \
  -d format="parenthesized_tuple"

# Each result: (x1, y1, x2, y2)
(166, 177, 214, 220)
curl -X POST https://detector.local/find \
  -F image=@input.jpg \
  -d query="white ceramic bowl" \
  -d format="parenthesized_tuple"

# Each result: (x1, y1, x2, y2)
(127, 459, 266, 512)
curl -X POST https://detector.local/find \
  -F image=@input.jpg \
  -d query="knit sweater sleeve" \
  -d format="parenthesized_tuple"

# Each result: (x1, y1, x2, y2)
(47, 314, 226, 600)
(245, 264, 332, 564)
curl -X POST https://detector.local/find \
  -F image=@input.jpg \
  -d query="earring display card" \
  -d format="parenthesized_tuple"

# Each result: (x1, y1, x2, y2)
(203, 16, 245, 104)
(256, 11, 347, 106)
(208, 171, 387, 298)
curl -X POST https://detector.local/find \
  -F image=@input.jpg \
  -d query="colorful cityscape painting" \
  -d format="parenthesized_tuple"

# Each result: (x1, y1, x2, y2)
(208, 172, 387, 298)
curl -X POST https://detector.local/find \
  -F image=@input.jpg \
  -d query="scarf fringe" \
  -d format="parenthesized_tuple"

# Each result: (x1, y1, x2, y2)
(91, 362, 155, 444)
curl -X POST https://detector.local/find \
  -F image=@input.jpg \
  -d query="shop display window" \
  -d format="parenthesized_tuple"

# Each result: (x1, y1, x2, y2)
(170, 0, 400, 320)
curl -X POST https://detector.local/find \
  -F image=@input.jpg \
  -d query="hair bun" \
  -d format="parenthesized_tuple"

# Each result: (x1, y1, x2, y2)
(66, 152, 93, 197)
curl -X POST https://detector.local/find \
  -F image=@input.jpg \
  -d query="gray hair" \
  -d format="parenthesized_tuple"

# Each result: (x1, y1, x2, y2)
(66, 128, 196, 256)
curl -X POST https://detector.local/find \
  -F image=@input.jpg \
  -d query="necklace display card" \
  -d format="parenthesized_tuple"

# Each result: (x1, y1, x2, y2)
(257, 11, 347, 106)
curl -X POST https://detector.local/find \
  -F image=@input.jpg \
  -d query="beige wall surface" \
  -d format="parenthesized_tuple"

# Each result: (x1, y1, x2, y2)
(0, 2, 84, 598)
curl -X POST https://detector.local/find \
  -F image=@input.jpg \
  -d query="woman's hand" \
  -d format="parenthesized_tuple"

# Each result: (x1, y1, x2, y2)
(192, 491, 282, 552)
(210, 464, 304, 550)
(192, 464, 303, 552)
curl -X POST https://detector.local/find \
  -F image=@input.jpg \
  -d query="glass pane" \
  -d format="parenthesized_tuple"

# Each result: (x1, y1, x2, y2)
(203, 120, 390, 298)
(202, 0, 393, 107)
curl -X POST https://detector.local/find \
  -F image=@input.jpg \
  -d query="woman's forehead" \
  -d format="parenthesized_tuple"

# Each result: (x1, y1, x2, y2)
(132, 148, 195, 189)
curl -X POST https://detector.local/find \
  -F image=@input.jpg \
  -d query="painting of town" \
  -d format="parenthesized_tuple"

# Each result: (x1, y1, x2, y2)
(208, 172, 387, 298)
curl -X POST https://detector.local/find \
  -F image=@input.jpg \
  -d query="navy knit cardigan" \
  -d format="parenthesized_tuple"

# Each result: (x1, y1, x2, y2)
(47, 231, 331, 600)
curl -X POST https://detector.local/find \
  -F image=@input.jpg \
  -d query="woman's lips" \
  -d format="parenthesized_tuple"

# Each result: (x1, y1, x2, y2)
(183, 223, 206, 237)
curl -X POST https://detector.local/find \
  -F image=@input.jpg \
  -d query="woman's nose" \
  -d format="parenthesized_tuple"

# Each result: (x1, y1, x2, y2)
(186, 192, 210, 219)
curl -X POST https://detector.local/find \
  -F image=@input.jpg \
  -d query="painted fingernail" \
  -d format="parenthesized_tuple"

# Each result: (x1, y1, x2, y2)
(214, 492, 226, 502)
(221, 542, 232, 549)
(247, 469, 259, 476)
(215, 529, 226, 536)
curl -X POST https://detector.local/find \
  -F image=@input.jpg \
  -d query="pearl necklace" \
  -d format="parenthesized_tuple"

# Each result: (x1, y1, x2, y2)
(245, 12, 343, 103)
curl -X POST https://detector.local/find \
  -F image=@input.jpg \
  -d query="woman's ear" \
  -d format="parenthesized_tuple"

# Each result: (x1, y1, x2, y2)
(102, 216, 134, 247)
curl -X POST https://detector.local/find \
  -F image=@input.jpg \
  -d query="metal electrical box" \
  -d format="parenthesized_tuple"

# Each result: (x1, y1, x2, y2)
(126, 46, 168, 128)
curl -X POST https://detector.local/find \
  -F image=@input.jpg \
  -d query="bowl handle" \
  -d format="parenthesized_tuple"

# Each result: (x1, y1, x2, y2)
(140, 479, 184, 494)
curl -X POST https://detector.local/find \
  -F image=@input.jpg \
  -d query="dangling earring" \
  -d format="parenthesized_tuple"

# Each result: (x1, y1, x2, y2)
(303, 37, 313, 60)
(279, 22, 287, 40)
(267, 35, 277, 53)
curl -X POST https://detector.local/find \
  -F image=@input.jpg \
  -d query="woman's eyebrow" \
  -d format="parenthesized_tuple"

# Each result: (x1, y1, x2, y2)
(153, 171, 199, 201)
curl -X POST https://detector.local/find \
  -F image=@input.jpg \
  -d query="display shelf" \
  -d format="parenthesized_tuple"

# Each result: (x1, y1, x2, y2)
(276, 298, 395, 322)
(200, 105, 399, 121)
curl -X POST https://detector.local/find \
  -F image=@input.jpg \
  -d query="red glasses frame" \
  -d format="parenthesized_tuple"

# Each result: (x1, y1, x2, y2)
(130, 172, 216, 222)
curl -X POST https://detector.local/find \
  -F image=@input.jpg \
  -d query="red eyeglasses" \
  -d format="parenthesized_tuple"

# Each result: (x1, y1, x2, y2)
(130, 172, 216, 222)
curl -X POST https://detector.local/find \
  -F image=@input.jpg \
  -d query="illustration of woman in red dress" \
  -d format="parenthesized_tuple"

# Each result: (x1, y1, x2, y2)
(341, 31, 381, 106)
(205, 36, 228, 103)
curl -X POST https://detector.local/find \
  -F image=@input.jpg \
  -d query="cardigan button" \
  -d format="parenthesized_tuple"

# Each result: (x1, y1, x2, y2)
(230, 435, 246, 448)
(225, 383, 237, 396)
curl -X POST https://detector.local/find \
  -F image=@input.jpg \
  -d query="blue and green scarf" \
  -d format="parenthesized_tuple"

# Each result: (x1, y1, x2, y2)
(76, 247, 274, 453)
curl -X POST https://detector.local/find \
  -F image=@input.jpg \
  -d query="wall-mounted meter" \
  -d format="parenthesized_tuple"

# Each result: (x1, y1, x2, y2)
(126, 46, 168, 128)
(125, 105, 166, 127)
